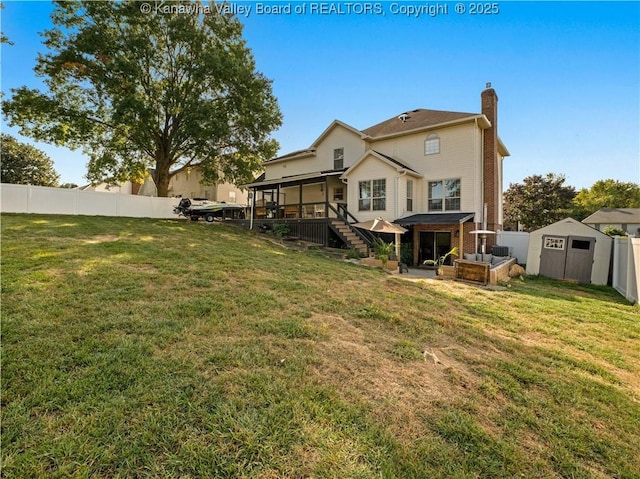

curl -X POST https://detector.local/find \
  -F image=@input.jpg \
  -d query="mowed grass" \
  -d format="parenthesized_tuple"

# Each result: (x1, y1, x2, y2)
(1, 214, 639, 478)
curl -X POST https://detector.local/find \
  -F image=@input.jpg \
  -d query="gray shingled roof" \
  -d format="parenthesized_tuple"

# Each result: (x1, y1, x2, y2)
(582, 208, 640, 224)
(362, 109, 477, 138)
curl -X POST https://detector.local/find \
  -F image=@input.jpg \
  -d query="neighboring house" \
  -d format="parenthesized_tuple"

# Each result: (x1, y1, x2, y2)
(78, 174, 158, 196)
(78, 167, 249, 204)
(242, 84, 510, 264)
(168, 166, 249, 205)
(582, 208, 640, 236)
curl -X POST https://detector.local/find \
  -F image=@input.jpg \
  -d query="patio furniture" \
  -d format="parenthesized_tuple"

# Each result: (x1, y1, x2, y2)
(303, 205, 315, 218)
(284, 205, 298, 218)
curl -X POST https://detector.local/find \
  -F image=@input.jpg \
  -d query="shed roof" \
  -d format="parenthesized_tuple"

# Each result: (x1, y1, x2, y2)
(530, 217, 611, 240)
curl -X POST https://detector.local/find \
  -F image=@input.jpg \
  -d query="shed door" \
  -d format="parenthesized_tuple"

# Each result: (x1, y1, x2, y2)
(539, 235, 567, 280)
(564, 236, 595, 283)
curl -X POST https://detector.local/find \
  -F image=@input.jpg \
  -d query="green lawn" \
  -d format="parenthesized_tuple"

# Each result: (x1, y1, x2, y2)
(2, 214, 639, 478)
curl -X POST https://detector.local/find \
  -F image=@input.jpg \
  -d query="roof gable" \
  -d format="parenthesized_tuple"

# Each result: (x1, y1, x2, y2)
(311, 120, 366, 148)
(341, 150, 423, 179)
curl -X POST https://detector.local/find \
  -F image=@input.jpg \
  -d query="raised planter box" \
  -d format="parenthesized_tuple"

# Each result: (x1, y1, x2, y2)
(360, 257, 399, 271)
(438, 265, 457, 279)
(454, 259, 490, 285)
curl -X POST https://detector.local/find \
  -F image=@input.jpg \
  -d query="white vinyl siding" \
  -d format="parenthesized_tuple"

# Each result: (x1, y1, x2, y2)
(265, 125, 365, 180)
(371, 123, 480, 215)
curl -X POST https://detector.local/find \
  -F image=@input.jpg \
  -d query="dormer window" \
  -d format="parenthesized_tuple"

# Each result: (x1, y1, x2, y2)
(424, 134, 440, 155)
(333, 148, 344, 169)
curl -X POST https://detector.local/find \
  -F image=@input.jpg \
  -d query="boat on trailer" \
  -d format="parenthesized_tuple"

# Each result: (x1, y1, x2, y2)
(173, 197, 245, 222)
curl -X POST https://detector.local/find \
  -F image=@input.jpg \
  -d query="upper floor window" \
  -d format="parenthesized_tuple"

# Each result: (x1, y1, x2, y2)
(406, 179, 413, 212)
(334, 148, 344, 169)
(359, 179, 386, 211)
(428, 178, 460, 211)
(424, 133, 440, 155)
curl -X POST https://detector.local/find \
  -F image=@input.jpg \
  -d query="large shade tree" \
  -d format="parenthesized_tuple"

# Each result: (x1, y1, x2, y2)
(1, 134, 60, 186)
(504, 173, 576, 231)
(2, 0, 282, 196)
(573, 179, 640, 216)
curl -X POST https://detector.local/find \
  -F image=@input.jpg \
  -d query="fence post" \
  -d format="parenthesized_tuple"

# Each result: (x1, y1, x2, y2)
(612, 236, 620, 292)
(628, 238, 640, 303)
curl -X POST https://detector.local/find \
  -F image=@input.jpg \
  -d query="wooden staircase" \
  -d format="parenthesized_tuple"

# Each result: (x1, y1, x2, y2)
(329, 219, 369, 255)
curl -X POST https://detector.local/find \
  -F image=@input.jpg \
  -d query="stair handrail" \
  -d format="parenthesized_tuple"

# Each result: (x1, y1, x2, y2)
(328, 203, 375, 247)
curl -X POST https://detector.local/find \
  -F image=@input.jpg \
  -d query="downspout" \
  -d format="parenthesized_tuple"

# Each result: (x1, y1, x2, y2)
(459, 217, 464, 260)
(394, 170, 407, 220)
(394, 170, 407, 261)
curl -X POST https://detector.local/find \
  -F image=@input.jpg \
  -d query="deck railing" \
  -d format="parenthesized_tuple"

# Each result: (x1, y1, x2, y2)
(254, 201, 334, 220)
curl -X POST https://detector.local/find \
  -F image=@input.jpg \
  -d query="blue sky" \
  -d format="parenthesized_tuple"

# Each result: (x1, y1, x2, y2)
(1, 1, 639, 190)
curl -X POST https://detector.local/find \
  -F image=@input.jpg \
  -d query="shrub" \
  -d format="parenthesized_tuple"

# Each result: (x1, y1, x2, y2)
(603, 226, 627, 237)
(346, 248, 363, 259)
(372, 238, 395, 266)
(272, 223, 291, 238)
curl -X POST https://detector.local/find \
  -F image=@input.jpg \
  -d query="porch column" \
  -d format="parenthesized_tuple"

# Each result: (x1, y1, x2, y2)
(299, 181, 303, 217)
(324, 176, 329, 217)
(250, 188, 255, 229)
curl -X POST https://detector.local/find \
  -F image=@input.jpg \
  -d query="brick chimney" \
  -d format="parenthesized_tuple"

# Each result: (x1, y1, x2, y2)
(481, 83, 500, 236)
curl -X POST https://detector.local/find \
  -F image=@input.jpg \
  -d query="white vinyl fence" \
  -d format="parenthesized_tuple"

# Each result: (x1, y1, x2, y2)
(496, 231, 530, 264)
(612, 236, 640, 304)
(1, 183, 179, 219)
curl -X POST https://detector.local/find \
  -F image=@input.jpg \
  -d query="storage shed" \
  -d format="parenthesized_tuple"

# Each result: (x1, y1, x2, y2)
(526, 218, 612, 285)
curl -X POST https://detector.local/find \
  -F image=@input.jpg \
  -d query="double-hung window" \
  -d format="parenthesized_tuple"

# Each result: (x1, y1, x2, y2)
(333, 148, 344, 169)
(428, 178, 461, 211)
(359, 179, 386, 211)
(406, 179, 413, 212)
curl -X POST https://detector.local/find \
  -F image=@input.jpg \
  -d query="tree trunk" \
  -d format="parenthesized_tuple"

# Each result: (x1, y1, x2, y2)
(155, 153, 171, 197)
(156, 169, 170, 197)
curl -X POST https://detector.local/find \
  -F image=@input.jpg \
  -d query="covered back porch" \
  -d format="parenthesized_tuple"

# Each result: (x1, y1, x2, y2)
(237, 171, 374, 251)
(246, 170, 348, 221)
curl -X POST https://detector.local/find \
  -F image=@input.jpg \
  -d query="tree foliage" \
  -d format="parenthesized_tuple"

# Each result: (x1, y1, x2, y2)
(1, 134, 60, 186)
(573, 179, 640, 216)
(2, 0, 282, 196)
(0, 3, 12, 45)
(503, 173, 576, 231)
